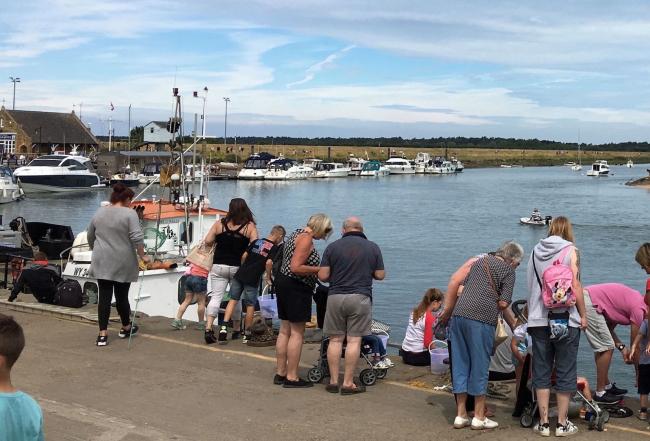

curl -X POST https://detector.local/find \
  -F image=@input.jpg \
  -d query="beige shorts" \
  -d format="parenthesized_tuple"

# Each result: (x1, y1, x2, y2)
(584, 290, 615, 353)
(323, 294, 372, 337)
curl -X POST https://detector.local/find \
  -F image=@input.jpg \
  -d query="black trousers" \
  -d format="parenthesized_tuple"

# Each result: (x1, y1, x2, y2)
(98, 279, 131, 331)
(399, 349, 431, 366)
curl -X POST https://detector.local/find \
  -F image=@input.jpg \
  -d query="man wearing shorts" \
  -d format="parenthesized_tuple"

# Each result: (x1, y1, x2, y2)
(318, 217, 384, 394)
(584, 283, 647, 403)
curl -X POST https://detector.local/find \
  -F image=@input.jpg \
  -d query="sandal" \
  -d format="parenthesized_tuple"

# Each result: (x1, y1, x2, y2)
(326, 384, 340, 393)
(340, 384, 366, 395)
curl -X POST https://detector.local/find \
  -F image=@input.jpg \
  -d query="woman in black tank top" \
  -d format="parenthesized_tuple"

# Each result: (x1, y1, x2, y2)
(203, 198, 258, 344)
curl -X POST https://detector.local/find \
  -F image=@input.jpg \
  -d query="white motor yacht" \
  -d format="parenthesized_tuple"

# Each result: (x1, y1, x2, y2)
(14, 154, 102, 193)
(413, 152, 431, 174)
(586, 160, 610, 176)
(385, 157, 416, 174)
(237, 152, 276, 180)
(314, 162, 351, 178)
(0, 166, 24, 203)
(425, 159, 456, 174)
(359, 160, 390, 177)
(347, 156, 367, 176)
(265, 158, 314, 180)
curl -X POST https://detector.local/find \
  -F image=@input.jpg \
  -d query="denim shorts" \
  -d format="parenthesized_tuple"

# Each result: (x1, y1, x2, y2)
(185, 275, 208, 294)
(228, 278, 258, 307)
(529, 326, 580, 392)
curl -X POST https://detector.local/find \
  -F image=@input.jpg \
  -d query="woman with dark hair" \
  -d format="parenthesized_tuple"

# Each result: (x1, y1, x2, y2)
(274, 213, 332, 388)
(527, 216, 586, 437)
(87, 183, 149, 347)
(203, 198, 258, 344)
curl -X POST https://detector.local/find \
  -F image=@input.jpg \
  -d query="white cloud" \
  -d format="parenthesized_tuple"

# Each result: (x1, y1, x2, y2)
(287, 45, 355, 88)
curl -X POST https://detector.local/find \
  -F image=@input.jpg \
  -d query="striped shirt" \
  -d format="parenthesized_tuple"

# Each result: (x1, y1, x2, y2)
(452, 255, 516, 326)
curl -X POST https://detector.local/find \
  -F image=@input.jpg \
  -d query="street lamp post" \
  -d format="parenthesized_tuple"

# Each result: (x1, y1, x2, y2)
(9, 77, 20, 110)
(223, 97, 230, 149)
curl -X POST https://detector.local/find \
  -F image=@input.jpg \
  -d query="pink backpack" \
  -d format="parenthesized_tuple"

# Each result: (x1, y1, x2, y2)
(533, 246, 575, 309)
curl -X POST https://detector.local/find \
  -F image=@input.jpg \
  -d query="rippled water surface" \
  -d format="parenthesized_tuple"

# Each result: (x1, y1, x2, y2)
(2, 164, 649, 389)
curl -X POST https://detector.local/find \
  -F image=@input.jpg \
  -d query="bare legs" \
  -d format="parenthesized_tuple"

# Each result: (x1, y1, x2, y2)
(275, 320, 306, 381)
(327, 335, 344, 386)
(176, 293, 195, 320)
(223, 300, 254, 332)
(537, 388, 551, 424)
(595, 349, 613, 392)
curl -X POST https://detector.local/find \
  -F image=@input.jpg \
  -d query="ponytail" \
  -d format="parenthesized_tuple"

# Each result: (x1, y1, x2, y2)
(412, 288, 444, 324)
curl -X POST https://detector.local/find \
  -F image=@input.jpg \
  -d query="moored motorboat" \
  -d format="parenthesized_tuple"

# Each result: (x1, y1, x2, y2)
(385, 157, 415, 174)
(586, 160, 610, 176)
(138, 162, 163, 184)
(13, 154, 103, 193)
(0, 166, 24, 203)
(237, 152, 276, 180)
(313, 162, 351, 178)
(265, 158, 314, 180)
(359, 160, 389, 177)
(413, 152, 431, 174)
(110, 172, 140, 187)
(425, 158, 456, 174)
(627, 159, 634, 168)
(347, 155, 367, 176)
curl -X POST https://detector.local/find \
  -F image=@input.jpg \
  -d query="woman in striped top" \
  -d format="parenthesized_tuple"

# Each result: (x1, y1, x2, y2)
(443, 241, 524, 431)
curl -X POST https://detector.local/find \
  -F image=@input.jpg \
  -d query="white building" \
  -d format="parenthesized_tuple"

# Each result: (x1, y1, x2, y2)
(143, 121, 171, 144)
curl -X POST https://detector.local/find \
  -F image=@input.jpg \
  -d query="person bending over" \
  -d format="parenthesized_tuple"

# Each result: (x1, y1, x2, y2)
(8, 251, 61, 304)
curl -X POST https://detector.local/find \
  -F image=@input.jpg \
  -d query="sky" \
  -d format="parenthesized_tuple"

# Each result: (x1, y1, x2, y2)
(2, 1, 650, 143)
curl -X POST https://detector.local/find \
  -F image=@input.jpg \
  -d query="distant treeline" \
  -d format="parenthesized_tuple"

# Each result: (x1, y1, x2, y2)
(102, 131, 650, 152)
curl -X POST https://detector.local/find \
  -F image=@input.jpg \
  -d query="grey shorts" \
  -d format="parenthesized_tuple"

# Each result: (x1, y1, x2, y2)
(584, 290, 615, 353)
(323, 294, 371, 337)
(529, 326, 580, 393)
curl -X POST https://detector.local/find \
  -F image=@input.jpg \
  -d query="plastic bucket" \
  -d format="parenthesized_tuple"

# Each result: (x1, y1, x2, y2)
(429, 340, 449, 375)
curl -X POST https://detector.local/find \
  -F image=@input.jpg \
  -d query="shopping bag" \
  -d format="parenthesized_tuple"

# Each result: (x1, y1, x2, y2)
(259, 292, 278, 319)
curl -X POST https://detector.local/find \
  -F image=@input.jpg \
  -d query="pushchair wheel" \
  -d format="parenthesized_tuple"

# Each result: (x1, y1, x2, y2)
(375, 368, 387, 379)
(307, 367, 324, 384)
(359, 368, 377, 386)
(520, 412, 534, 428)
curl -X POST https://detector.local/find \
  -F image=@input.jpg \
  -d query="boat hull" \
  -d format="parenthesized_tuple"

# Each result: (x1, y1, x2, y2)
(17, 175, 101, 193)
(237, 169, 267, 180)
(520, 217, 551, 226)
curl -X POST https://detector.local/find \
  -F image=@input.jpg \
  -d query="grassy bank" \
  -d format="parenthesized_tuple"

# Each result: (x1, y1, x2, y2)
(101, 142, 650, 168)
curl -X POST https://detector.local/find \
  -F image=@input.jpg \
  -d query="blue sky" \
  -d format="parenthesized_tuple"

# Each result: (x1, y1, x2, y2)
(2, 0, 650, 143)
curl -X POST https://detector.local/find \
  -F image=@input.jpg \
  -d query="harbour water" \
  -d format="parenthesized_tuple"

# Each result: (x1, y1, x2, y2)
(2, 164, 649, 390)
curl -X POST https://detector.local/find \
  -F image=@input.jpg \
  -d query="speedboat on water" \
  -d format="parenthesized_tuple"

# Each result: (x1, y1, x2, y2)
(385, 157, 415, 174)
(265, 158, 314, 180)
(586, 160, 610, 177)
(520, 209, 552, 226)
(313, 162, 351, 178)
(13, 154, 102, 193)
(0, 166, 24, 203)
(359, 160, 389, 177)
(237, 152, 276, 180)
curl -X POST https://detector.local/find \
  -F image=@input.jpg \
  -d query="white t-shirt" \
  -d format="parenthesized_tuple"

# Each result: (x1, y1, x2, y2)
(402, 313, 426, 352)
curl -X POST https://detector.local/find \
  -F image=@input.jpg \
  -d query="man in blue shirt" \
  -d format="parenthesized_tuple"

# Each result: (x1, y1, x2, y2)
(0, 314, 44, 441)
(318, 217, 384, 395)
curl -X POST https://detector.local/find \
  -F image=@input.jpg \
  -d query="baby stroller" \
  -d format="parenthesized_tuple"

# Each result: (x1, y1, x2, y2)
(511, 300, 610, 432)
(307, 283, 392, 386)
(307, 319, 392, 386)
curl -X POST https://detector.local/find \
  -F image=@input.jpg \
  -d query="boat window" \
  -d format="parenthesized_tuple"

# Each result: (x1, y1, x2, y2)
(27, 158, 62, 167)
(61, 159, 90, 171)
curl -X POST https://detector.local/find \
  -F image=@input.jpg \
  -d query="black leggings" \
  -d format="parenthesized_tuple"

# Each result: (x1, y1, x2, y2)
(98, 279, 131, 331)
(399, 349, 431, 366)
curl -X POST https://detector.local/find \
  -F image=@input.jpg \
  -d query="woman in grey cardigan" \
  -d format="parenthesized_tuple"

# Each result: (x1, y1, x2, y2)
(87, 184, 149, 347)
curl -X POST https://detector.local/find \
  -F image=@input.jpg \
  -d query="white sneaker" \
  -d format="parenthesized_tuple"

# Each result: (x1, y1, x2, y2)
(373, 360, 389, 369)
(471, 417, 498, 430)
(555, 421, 578, 437)
(533, 422, 550, 437)
(453, 416, 470, 429)
(382, 357, 395, 367)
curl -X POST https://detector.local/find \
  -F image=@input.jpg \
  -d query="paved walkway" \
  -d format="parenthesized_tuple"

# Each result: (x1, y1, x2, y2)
(3, 305, 650, 440)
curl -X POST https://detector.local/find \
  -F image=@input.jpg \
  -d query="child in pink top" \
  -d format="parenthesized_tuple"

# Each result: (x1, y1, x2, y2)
(172, 263, 210, 330)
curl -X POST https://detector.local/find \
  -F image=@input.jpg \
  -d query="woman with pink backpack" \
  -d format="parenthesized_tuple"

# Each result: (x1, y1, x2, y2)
(527, 216, 587, 437)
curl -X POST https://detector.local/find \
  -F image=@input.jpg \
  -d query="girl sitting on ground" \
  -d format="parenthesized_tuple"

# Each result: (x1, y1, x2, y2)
(400, 288, 444, 366)
(172, 262, 209, 330)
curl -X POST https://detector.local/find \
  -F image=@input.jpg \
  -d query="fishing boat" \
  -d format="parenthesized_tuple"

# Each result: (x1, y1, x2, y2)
(571, 143, 583, 171)
(313, 162, 351, 178)
(0, 166, 24, 203)
(587, 160, 610, 176)
(385, 157, 415, 175)
(237, 152, 276, 180)
(359, 160, 389, 177)
(13, 154, 103, 193)
(264, 158, 314, 180)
